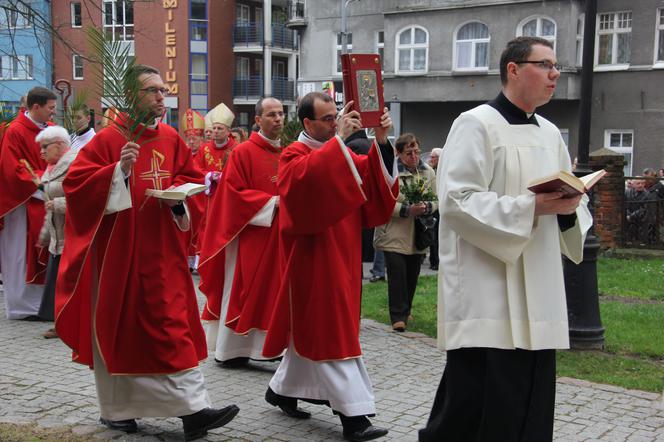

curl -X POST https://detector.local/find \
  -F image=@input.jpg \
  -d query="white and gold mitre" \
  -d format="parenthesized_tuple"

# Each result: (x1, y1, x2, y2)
(206, 102, 234, 127)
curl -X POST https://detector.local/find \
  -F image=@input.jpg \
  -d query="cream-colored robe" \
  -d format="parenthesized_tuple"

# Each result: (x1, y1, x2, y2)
(437, 104, 592, 351)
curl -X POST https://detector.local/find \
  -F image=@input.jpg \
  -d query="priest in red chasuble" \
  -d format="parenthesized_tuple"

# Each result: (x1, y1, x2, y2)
(0, 87, 55, 320)
(54, 65, 238, 440)
(198, 97, 285, 367)
(262, 92, 398, 442)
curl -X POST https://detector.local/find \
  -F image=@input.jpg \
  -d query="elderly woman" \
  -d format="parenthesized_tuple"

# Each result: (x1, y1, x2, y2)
(374, 133, 437, 332)
(36, 126, 77, 338)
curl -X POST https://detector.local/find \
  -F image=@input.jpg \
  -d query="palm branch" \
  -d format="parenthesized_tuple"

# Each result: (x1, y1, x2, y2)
(86, 26, 153, 142)
(62, 89, 90, 134)
(280, 118, 303, 146)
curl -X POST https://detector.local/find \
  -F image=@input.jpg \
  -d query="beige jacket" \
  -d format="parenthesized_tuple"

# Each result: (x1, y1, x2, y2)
(39, 149, 77, 255)
(373, 159, 437, 255)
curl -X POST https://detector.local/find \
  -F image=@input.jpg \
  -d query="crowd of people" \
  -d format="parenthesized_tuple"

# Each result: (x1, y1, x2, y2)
(625, 168, 664, 245)
(0, 36, 595, 442)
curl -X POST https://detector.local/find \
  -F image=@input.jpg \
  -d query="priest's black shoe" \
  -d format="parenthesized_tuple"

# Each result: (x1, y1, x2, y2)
(343, 425, 389, 442)
(265, 387, 311, 419)
(99, 417, 138, 433)
(181, 405, 239, 441)
(216, 356, 249, 368)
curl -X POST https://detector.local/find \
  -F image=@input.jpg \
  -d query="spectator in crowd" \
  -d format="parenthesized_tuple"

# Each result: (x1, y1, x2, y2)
(231, 127, 248, 143)
(36, 126, 77, 338)
(374, 133, 437, 332)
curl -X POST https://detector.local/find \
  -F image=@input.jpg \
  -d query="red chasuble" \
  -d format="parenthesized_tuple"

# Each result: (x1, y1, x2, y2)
(55, 120, 207, 374)
(198, 132, 281, 331)
(263, 136, 398, 361)
(0, 112, 49, 283)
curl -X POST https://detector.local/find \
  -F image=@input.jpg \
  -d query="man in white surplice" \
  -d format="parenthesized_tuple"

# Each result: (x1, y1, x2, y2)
(419, 37, 593, 442)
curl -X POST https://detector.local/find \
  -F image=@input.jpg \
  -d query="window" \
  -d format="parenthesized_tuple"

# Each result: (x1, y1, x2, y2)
(455, 22, 489, 70)
(576, 15, 584, 66)
(103, 0, 134, 41)
(396, 26, 428, 74)
(335, 32, 352, 74)
(73, 55, 84, 79)
(596, 11, 631, 66)
(0, 55, 33, 80)
(656, 9, 664, 64)
(190, 0, 207, 41)
(605, 130, 634, 175)
(375, 31, 384, 69)
(0, 3, 32, 29)
(254, 59, 263, 76)
(274, 60, 286, 78)
(71, 2, 82, 27)
(236, 56, 250, 78)
(256, 6, 263, 23)
(190, 54, 208, 94)
(518, 17, 556, 50)
(236, 4, 250, 24)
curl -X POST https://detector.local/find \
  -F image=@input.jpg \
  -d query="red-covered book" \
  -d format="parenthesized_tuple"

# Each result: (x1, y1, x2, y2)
(341, 53, 384, 128)
(527, 169, 606, 197)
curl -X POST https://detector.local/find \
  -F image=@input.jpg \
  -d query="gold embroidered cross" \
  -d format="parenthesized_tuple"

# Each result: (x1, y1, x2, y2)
(139, 150, 171, 190)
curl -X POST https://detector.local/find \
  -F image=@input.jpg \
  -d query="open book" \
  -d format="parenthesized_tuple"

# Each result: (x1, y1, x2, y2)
(527, 169, 606, 197)
(145, 183, 207, 201)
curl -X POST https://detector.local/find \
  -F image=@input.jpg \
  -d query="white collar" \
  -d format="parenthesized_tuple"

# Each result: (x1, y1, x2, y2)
(214, 139, 229, 149)
(297, 131, 326, 149)
(258, 130, 281, 148)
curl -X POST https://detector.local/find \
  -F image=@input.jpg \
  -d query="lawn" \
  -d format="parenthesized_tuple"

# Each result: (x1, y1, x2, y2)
(361, 257, 664, 393)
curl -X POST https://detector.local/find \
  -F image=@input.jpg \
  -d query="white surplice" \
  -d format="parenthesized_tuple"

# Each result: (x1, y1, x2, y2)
(0, 204, 44, 319)
(93, 163, 210, 420)
(437, 104, 592, 351)
(203, 197, 279, 361)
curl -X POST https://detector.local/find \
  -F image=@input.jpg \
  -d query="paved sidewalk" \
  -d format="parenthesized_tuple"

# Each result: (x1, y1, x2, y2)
(0, 275, 663, 441)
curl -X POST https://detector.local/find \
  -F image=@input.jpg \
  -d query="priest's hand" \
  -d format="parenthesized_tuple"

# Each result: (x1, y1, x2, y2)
(338, 101, 363, 140)
(534, 192, 582, 216)
(374, 107, 392, 144)
(120, 142, 140, 176)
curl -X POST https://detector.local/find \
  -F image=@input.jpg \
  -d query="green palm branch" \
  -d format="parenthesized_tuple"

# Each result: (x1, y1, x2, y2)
(280, 118, 303, 146)
(86, 26, 153, 142)
(62, 90, 90, 133)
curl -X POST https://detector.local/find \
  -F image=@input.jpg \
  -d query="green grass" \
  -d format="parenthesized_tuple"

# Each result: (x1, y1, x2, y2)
(0, 423, 93, 442)
(361, 262, 664, 393)
(597, 257, 664, 300)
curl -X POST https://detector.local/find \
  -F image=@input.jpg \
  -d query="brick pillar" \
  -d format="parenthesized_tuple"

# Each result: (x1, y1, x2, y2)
(589, 148, 625, 249)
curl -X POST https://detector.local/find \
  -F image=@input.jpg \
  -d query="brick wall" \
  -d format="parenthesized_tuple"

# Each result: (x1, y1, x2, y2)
(589, 149, 625, 249)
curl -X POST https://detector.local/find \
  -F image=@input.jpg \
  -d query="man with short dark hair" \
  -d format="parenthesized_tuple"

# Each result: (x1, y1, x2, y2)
(55, 64, 239, 440)
(262, 91, 396, 441)
(199, 96, 285, 366)
(419, 37, 593, 441)
(0, 86, 56, 319)
(70, 104, 95, 152)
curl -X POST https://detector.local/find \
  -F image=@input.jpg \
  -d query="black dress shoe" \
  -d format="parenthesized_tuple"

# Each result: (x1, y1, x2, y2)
(99, 417, 138, 433)
(181, 405, 239, 441)
(369, 275, 385, 283)
(343, 425, 389, 441)
(265, 387, 311, 419)
(217, 357, 249, 368)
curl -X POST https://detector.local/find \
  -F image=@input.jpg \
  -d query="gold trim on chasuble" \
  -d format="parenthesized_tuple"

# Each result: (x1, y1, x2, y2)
(139, 150, 171, 190)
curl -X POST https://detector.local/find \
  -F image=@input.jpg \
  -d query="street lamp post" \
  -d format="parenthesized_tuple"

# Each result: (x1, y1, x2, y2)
(340, 0, 360, 54)
(564, 0, 605, 350)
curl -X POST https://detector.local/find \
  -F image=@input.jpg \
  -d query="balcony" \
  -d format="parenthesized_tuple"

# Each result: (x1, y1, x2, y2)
(285, 0, 307, 29)
(233, 77, 296, 103)
(272, 24, 297, 50)
(233, 22, 263, 48)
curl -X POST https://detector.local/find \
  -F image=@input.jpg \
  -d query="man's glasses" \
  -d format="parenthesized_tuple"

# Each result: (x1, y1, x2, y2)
(515, 60, 563, 72)
(139, 86, 169, 96)
(311, 114, 338, 124)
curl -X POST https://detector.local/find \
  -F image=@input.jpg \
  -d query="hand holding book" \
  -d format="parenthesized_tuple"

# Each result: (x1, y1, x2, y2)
(145, 182, 207, 201)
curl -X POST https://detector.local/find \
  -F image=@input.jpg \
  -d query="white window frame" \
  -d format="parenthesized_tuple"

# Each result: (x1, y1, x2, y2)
(334, 32, 352, 75)
(73, 54, 84, 79)
(576, 14, 584, 66)
(654, 8, 664, 67)
(236, 56, 250, 78)
(71, 2, 82, 28)
(103, 0, 134, 42)
(517, 16, 557, 52)
(236, 4, 250, 24)
(604, 129, 634, 176)
(595, 11, 632, 70)
(6, 55, 33, 80)
(375, 30, 384, 70)
(0, 3, 32, 29)
(274, 60, 286, 78)
(395, 25, 429, 75)
(453, 21, 490, 72)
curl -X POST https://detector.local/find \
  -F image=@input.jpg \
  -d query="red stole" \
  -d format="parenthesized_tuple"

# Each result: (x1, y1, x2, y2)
(55, 121, 207, 374)
(198, 132, 281, 332)
(0, 112, 49, 283)
(263, 137, 398, 361)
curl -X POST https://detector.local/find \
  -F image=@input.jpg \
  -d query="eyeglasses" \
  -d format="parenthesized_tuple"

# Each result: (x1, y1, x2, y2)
(515, 60, 563, 72)
(139, 86, 169, 96)
(403, 150, 421, 157)
(310, 114, 338, 124)
(264, 111, 285, 118)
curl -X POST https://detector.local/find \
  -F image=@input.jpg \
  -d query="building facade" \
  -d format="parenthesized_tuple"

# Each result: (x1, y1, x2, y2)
(297, 0, 664, 174)
(0, 0, 52, 113)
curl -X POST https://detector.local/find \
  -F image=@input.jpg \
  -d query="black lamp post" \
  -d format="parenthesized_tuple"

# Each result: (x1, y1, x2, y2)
(563, 0, 605, 350)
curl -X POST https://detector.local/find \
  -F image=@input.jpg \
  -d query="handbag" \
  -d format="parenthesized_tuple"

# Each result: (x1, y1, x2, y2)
(414, 215, 435, 250)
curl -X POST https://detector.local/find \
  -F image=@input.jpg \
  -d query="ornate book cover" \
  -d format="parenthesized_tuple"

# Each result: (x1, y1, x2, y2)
(341, 53, 385, 128)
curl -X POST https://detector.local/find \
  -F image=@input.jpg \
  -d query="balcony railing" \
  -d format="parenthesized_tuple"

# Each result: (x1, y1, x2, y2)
(272, 24, 297, 50)
(233, 22, 263, 47)
(286, 0, 307, 29)
(233, 76, 264, 100)
(272, 77, 295, 101)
